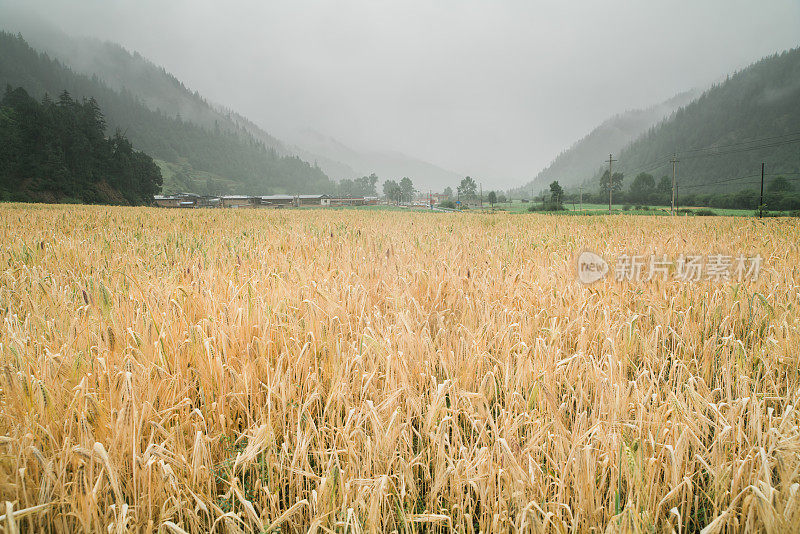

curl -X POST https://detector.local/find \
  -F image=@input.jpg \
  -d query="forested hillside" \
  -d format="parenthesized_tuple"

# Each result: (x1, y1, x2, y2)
(0, 86, 161, 204)
(0, 32, 336, 195)
(596, 48, 800, 193)
(1, 21, 360, 182)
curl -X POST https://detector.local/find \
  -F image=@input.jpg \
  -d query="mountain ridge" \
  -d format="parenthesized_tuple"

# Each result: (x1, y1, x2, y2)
(0, 31, 336, 195)
(509, 89, 699, 196)
(0, 15, 363, 183)
(591, 47, 800, 193)
(1, 13, 462, 190)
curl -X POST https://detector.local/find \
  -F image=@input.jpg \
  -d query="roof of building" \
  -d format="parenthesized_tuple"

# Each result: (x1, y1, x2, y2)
(261, 194, 295, 200)
(155, 193, 335, 202)
(155, 194, 217, 201)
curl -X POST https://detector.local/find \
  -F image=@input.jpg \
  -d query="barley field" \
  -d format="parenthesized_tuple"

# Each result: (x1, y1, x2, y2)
(1, 204, 799, 533)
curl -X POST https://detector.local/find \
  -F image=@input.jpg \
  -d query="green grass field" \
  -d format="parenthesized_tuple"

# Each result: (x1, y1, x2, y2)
(320, 202, 781, 217)
(482, 201, 759, 217)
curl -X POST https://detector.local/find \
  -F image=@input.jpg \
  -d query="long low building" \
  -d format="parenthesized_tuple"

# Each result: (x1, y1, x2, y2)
(154, 193, 380, 208)
(221, 195, 259, 208)
(261, 194, 296, 207)
(154, 193, 219, 208)
(327, 196, 381, 207)
(297, 194, 330, 206)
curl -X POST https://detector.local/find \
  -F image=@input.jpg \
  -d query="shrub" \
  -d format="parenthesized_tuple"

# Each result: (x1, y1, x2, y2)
(528, 202, 566, 212)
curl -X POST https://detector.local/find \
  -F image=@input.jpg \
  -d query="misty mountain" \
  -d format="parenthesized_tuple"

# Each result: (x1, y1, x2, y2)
(18, 22, 464, 191)
(590, 48, 800, 193)
(0, 31, 336, 195)
(0, 14, 361, 184)
(510, 90, 699, 196)
(0, 13, 477, 193)
(289, 129, 463, 192)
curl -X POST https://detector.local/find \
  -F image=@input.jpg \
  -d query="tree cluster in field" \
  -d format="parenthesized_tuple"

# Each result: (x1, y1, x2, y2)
(434, 177, 508, 209)
(0, 86, 162, 204)
(525, 180, 567, 212)
(337, 173, 379, 197)
(0, 32, 336, 197)
(382, 177, 416, 204)
(377, 175, 507, 208)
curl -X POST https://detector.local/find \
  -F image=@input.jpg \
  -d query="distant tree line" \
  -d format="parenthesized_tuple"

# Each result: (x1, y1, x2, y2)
(578, 171, 800, 211)
(370, 165, 799, 213)
(0, 86, 162, 204)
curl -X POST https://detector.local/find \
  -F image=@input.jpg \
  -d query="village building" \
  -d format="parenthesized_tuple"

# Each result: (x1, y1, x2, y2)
(154, 193, 377, 209)
(326, 196, 379, 207)
(260, 194, 295, 208)
(153, 195, 181, 208)
(221, 195, 259, 209)
(297, 194, 331, 207)
(153, 193, 215, 208)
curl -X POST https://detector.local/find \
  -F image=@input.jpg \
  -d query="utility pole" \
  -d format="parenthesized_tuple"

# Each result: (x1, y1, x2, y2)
(480, 184, 483, 209)
(607, 154, 617, 214)
(759, 162, 765, 218)
(579, 186, 583, 214)
(671, 153, 679, 216)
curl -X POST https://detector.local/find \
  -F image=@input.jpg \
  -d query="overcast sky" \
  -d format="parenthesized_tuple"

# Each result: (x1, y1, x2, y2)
(3, 0, 800, 188)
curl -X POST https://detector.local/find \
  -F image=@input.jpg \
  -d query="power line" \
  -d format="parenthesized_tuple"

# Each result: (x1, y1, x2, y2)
(677, 172, 800, 191)
(680, 136, 800, 160)
(680, 130, 800, 154)
(760, 163, 765, 219)
(671, 153, 678, 216)
(614, 131, 800, 177)
(618, 155, 673, 177)
(606, 154, 617, 214)
(677, 173, 759, 190)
